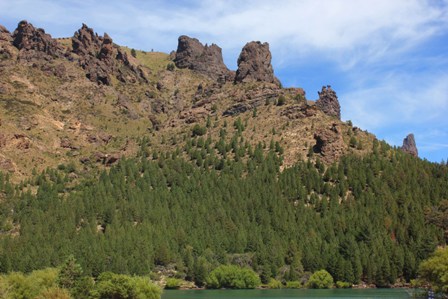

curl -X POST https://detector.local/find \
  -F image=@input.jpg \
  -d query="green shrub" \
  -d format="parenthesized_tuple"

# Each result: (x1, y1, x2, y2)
(285, 281, 302, 289)
(277, 95, 286, 106)
(3, 268, 59, 299)
(35, 287, 72, 299)
(165, 278, 182, 289)
(93, 272, 161, 299)
(192, 124, 207, 137)
(336, 281, 352, 288)
(267, 278, 283, 289)
(166, 63, 175, 71)
(206, 265, 260, 289)
(306, 270, 334, 289)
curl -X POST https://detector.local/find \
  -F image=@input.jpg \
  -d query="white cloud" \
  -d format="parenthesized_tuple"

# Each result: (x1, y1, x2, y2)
(342, 73, 448, 129)
(1, 0, 447, 67)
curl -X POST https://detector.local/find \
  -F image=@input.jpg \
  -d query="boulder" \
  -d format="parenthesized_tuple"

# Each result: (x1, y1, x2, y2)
(235, 41, 280, 86)
(315, 85, 341, 119)
(174, 35, 233, 82)
(400, 133, 418, 157)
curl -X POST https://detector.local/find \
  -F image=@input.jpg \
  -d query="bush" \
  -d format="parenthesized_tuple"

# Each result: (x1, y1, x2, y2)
(206, 265, 260, 289)
(192, 124, 207, 137)
(418, 247, 448, 293)
(267, 278, 283, 289)
(166, 63, 175, 71)
(336, 281, 352, 288)
(3, 268, 59, 299)
(93, 272, 161, 299)
(35, 287, 72, 299)
(165, 278, 182, 289)
(306, 270, 334, 289)
(277, 95, 286, 106)
(285, 281, 302, 289)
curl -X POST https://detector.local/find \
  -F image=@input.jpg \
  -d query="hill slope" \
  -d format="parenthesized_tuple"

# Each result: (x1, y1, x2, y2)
(0, 21, 445, 289)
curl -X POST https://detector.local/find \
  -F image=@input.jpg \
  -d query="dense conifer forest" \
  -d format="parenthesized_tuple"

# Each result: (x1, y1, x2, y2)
(1, 127, 447, 289)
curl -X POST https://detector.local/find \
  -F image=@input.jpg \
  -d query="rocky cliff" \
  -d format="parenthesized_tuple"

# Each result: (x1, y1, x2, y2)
(174, 35, 233, 83)
(401, 134, 418, 157)
(235, 41, 280, 86)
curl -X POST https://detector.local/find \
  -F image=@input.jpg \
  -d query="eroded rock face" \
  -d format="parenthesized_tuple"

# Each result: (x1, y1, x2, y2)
(0, 25, 16, 61)
(12, 20, 64, 59)
(315, 85, 340, 119)
(401, 133, 418, 157)
(72, 24, 147, 85)
(174, 35, 233, 82)
(235, 41, 280, 86)
(313, 123, 345, 163)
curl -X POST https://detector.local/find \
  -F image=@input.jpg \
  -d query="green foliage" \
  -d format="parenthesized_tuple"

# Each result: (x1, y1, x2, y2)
(191, 124, 206, 137)
(131, 48, 137, 58)
(57, 256, 83, 290)
(1, 268, 59, 299)
(206, 265, 260, 289)
(285, 281, 302, 289)
(307, 270, 334, 289)
(277, 95, 286, 106)
(165, 278, 182, 289)
(336, 281, 352, 288)
(93, 272, 161, 299)
(0, 141, 447, 288)
(35, 287, 72, 299)
(418, 247, 448, 293)
(166, 63, 175, 71)
(267, 278, 283, 289)
(349, 136, 357, 148)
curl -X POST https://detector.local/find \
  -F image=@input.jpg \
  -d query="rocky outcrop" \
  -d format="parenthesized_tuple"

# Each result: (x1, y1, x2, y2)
(0, 25, 17, 61)
(313, 123, 345, 163)
(174, 35, 233, 82)
(72, 24, 114, 85)
(400, 133, 418, 157)
(223, 85, 280, 116)
(72, 24, 147, 85)
(315, 85, 341, 119)
(235, 41, 280, 86)
(12, 20, 65, 59)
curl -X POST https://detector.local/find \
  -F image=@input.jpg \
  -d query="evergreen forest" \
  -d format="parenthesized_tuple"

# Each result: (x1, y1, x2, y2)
(0, 129, 447, 289)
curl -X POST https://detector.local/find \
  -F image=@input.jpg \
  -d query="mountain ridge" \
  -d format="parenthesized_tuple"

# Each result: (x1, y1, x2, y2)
(0, 20, 417, 181)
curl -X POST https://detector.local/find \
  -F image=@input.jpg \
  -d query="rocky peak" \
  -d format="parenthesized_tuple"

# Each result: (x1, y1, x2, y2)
(315, 85, 341, 119)
(12, 20, 64, 58)
(401, 133, 418, 157)
(72, 24, 147, 85)
(72, 24, 102, 57)
(234, 41, 280, 86)
(174, 35, 233, 83)
(0, 25, 12, 42)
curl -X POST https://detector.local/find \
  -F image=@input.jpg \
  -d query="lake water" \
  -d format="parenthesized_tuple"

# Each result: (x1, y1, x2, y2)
(162, 288, 422, 299)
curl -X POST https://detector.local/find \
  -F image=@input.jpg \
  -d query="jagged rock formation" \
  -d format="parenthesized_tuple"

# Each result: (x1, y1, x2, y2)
(72, 24, 147, 85)
(315, 85, 341, 119)
(235, 41, 280, 86)
(174, 35, 233, 82)
(401, 133, 418, 157)
(12, 20, 65, 60)
(313, 123, 345, 163)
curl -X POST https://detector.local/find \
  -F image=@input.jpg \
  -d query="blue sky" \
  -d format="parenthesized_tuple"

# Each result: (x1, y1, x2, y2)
(1, 0, 448, 162)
